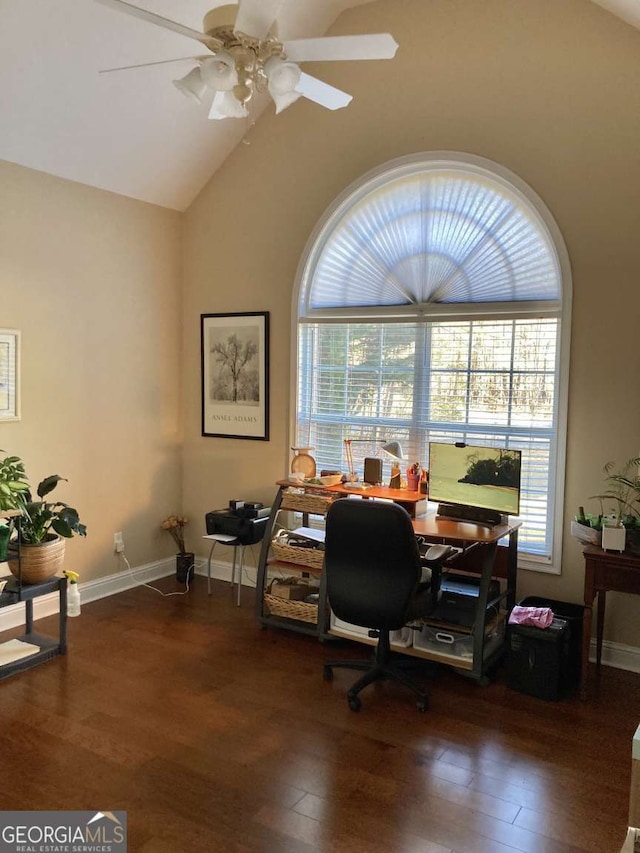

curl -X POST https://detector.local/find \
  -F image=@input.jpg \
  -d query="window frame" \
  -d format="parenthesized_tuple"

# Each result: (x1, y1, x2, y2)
(291, 153, 572, 574)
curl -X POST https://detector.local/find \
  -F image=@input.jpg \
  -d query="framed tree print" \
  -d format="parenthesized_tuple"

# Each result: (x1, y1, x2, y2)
(0, 330, 20, 421)
(201, 312, 270, 440)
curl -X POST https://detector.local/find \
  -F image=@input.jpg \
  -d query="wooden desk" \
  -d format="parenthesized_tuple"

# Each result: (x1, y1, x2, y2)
(279, 480, 427, 518)
(413, 514, 520, 611)
(581, 545, 640, 700)
(274, 479, 520, 606)
(259, 482, 521, 636)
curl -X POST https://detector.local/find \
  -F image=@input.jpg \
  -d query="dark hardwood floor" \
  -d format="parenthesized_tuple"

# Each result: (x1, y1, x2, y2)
(1, 574, 638, 853)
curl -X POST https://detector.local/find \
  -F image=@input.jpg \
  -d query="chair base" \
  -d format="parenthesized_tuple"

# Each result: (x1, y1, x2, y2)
(323, 630, 428, 712)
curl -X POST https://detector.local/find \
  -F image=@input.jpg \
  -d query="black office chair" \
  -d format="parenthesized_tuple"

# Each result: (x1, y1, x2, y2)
(323, 498, 450, 712)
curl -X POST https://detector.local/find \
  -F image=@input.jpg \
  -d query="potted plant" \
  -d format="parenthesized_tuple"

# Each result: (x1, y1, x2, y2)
(9, 474, 87, 584)
(0, 452, 29, 561)
(590, 457, 640, 553)
(161, 515, 193, 582)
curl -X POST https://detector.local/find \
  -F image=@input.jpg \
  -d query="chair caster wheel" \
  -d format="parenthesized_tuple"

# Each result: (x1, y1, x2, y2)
(348, 695, 362, 712)
(323, 665, 333, 682)
(416, 699, 428, 712)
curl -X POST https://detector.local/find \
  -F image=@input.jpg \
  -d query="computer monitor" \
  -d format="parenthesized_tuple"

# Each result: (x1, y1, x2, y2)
(428, 442, 521, 524)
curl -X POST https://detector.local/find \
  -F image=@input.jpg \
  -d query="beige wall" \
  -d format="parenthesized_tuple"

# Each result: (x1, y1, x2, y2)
(3, 0, 639, 648)
(1, 161, 183, 579)
(183, 0, 640, 645)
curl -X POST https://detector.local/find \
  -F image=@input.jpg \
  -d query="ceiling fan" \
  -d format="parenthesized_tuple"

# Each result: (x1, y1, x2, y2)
(95, 0, 399, 119)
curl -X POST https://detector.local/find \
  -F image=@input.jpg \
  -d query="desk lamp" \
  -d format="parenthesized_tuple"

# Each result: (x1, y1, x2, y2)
(382, 441, 404, 488)
(343, 438, 378, 489)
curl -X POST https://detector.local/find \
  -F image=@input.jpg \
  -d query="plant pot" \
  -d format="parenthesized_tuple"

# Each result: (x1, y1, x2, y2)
(406, 473, 420, 491)
(9, 535, 66, 584)
(176, 552, 195, 583)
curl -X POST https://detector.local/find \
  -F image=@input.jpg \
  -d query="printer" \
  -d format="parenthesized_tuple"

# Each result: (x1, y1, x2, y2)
(205, 502, 271, 545)
(431, 573, 501, 628)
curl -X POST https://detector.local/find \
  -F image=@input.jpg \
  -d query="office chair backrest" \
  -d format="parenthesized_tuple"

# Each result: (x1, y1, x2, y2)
(325, 498, 423, 632)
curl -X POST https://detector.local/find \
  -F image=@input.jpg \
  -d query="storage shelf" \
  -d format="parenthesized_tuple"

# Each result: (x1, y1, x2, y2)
(266, 558, 323, 576)
(0, 633, 62, 680)
(258, 613, 327, 637)
(328, 625, 476, 671)
(0, 522, 68, 681)
(0, 574, 64, 605)
(417, 611, 506, 636)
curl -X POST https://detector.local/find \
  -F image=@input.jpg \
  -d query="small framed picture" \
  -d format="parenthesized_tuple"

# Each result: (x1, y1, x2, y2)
(201, 312, 269, 440)
(0, 330, 20, 421)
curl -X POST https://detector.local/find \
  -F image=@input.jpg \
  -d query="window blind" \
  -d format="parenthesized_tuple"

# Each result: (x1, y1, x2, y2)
(294, 154, 570, 570)
(297, 318, 559, 560)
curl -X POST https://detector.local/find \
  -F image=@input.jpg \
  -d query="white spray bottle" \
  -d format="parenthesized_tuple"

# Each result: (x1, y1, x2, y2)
(63, 570, 81, 617)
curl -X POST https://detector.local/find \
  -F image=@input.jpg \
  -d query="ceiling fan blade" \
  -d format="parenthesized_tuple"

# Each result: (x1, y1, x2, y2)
(295, 72, 352, 110)
(234, 0, 285, 39)
(93, 0, 218, 48)
(99, 56, 200, 74)
(284, 34, 399, 62)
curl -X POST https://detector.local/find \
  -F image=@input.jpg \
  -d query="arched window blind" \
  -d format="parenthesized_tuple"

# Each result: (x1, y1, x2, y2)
(294, 154, 571, 571)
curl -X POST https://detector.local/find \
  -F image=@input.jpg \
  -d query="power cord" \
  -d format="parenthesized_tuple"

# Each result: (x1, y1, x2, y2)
(118, 550, 192, 597)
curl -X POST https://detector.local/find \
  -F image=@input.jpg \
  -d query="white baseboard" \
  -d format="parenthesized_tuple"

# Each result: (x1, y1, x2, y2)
(598, 638, 640, 673)
(0, 552, 258, 633)
(3, 559, 640, 675)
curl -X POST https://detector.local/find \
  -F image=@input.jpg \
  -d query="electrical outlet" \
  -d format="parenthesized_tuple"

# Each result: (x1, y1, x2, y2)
(113, 532, 124, 553)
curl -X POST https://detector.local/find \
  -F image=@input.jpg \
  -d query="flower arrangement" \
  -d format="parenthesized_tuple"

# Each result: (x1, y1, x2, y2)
(161, 515, 188, 554)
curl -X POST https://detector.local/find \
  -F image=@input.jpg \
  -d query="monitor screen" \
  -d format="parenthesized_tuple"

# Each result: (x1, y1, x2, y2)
(428, 442, 521, 517)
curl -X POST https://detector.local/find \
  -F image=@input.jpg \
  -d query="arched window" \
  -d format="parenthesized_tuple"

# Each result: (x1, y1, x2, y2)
(294, 153, 571, 571)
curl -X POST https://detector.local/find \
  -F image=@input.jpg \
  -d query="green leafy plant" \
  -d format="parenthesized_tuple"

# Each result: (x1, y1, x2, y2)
(21, 474, 87, 545)
(590, 457, 640, 527)
(0, 451, 30, 514)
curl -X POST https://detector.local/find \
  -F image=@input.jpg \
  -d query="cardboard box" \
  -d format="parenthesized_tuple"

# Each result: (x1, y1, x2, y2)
(270, 580, 311, 601)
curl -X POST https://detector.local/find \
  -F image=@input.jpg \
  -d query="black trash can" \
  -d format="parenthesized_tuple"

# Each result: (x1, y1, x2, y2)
(518, 596, 584, 684)
(507, 616, 570, 701)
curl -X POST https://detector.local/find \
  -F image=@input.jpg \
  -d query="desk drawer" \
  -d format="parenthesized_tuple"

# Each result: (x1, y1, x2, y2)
(592, 562, 640, 595)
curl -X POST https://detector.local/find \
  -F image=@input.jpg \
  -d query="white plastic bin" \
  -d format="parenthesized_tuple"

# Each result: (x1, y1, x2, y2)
(330, 611, 413, 647)
(413, 620, 504, 660)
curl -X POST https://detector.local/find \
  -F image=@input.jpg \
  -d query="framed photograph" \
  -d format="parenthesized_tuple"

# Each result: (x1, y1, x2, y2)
(0, 329, 20, 421)
(201, 312, 269, 440)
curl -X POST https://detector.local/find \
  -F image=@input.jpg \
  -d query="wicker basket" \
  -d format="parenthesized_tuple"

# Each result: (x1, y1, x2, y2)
(271, 540, 324, 570)
(264, 593, 318, 624)
(280, 489, 336, 516)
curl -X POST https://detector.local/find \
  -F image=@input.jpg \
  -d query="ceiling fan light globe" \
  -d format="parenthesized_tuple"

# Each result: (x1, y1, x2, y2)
(172, 67, 208, 103)
(200, 51, 238, 91)
(271, 89, 302, 114)
(264, 56, 301, 95)
(209, 90, 249, 120)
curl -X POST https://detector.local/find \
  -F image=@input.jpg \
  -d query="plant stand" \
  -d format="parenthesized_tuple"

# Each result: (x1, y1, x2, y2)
(0, 575, 68, 679)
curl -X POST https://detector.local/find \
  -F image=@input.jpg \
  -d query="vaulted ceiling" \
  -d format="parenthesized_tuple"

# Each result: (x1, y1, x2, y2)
(0, 0, 637, 211)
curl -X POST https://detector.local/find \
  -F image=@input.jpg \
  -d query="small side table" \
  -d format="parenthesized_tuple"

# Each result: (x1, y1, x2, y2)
(581, 545, 640, 699)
